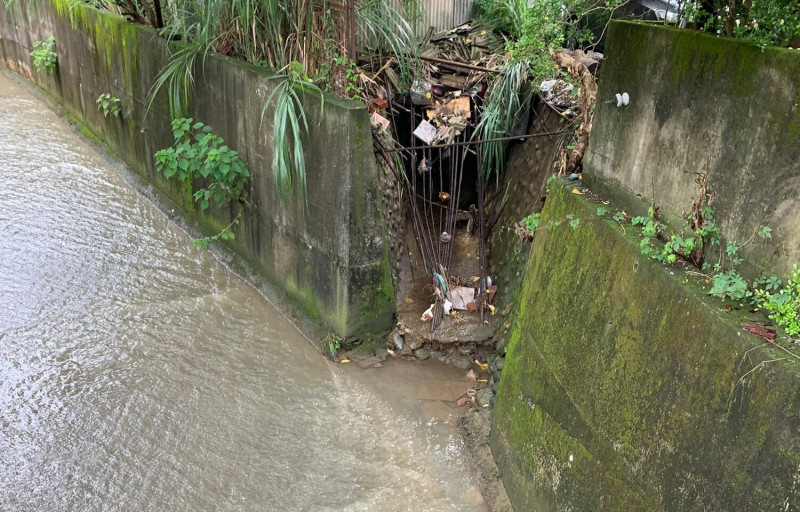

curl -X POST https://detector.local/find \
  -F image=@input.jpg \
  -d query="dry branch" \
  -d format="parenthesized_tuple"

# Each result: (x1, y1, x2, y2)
(549, 49, 596, 174)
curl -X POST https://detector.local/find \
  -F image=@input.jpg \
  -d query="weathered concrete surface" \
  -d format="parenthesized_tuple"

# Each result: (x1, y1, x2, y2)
(491, 184, 800, 511)
(0, 0, 395, 337)
(585, 21, 800, 276)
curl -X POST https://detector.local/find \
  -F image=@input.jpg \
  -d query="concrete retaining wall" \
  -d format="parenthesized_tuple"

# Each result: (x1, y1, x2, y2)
(492, 184, 800, 510)
(0, 0, 395, 338)
(585, 21, 800, 276)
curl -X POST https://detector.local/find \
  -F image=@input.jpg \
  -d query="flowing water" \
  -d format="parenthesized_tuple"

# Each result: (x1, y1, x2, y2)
(0, 73, 486, 511)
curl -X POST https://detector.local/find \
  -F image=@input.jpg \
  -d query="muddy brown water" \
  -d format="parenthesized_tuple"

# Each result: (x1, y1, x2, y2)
(0, 73, 487, 511)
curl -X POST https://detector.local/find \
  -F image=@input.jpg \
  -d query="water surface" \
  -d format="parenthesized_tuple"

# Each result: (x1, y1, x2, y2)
(0, 72, 484, 511)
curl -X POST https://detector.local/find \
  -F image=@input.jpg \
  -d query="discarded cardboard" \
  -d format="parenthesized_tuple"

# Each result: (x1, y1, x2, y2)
(370, 112, 390, 133)
(413, 120, 437, 144)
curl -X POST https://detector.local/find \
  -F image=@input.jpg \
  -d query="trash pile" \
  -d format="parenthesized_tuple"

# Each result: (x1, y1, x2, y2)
(362, 21, 600, 335)
(420, 275, 498, 321)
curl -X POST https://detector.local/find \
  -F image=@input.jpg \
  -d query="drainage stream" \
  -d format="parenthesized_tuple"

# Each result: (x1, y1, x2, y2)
(0, 72, 487, 511)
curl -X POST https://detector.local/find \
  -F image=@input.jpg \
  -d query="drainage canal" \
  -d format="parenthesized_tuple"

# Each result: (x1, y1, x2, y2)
(0, 73, 486, 511)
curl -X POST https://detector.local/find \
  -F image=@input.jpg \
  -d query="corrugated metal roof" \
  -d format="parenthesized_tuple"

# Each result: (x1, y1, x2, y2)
(452, 0, 472, 25)
(387, 0, 474, 32)
(425, 0, 455, 31)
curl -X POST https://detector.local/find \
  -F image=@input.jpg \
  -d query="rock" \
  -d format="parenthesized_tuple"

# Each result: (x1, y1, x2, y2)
(414, 347, 431, 360)
(407, 335, 425, 351)
(392, 332, 404, 350)
(466, 302, 477, 313)
(495, 356, 505, 371)
(458, 344, 475, 356)
(357, 355, 385, 369)
(476, 388, 493, 407)
(450, 355, 473, 370)
(492, 381, 500, 393)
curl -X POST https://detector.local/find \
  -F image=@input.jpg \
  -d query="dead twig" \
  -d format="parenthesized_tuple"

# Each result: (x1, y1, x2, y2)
(549, 49, 596, 174)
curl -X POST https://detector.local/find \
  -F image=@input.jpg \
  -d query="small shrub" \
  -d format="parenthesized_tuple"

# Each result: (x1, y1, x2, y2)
(523, 212, 541, 232)
(30, 37, 57, 71)
(155, 118, 249, 248)
(155, 118, 249, 212)
(710, 270, 751, 302)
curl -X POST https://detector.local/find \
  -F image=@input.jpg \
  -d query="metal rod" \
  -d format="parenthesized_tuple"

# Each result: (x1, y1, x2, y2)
(420, 56, 500, 74)
(383, 131, 571, 152)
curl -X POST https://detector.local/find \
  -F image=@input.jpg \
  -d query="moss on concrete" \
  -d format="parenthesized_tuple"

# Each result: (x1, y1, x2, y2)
(492, 184, 800, 510)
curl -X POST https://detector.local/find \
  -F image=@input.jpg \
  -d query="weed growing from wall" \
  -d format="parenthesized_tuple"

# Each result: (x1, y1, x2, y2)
(583, 173, 799, 336)
(262, 62, 324, 204)
(96, 93, 121, 117)
(323, 333, 343, 360)
(155, 118, 249, 248)
(30, 36, 57, 71)
(755, 265, 800, 336)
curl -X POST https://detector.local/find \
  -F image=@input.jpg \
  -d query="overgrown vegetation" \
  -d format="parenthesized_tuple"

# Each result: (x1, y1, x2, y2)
(583, 172, 799, 337)
(96, 93, 121, 117)
(154, 118, 249, 247)
(140, 0, 417, 203)
(681, 0, 800, 48)
(30, 36, 57, 70)
(471, 0, 623, 182)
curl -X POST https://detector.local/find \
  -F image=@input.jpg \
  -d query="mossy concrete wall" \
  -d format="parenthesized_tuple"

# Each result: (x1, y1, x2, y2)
(492, 184, 800, 510)
(585, 21, 800, 275)
(0, 0, 394, 338)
